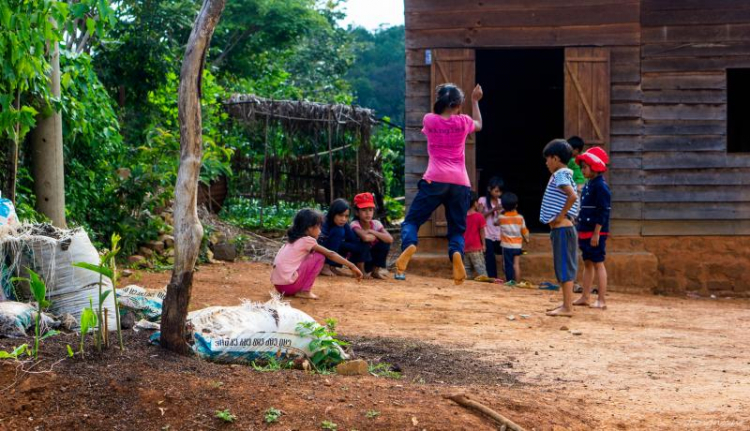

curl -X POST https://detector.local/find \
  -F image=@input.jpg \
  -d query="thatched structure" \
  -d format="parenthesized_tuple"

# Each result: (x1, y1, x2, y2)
(224, 95, 385, 216)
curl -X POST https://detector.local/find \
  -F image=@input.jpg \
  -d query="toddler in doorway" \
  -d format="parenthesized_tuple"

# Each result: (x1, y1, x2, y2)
(271, 209, 363, 299)
(567, 136, 586, 196)
(478, 177, 504, 279)
(495, 192, 529, 285)
(464, 192, 493, 282)
(350, 192, 393, 279)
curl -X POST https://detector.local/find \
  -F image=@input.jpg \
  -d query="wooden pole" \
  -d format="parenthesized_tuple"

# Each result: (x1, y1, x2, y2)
(161, 0, 226, 354)
(260, 115, 269, 225)
(446, 394, 527, 431)
(328, 109, 334, 201)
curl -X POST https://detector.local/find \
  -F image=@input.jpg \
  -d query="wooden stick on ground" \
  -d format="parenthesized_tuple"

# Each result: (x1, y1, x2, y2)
(446, 394, 527, 431)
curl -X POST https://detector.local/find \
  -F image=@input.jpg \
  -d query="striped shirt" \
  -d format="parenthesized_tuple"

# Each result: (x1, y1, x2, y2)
(539, 168, 580, 224)
(498, 211, 529, 249)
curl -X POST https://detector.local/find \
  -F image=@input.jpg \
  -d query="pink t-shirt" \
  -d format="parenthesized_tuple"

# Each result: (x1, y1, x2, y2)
(421, 113, 475, 187)
(271, 236, 318, 286)
(350, 219, 385, 246)
(478, 196, 502, 241)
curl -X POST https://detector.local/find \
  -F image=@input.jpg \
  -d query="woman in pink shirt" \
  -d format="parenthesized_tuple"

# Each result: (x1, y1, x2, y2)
(395, 83, 484, 284)
(272, 209, 363, 299)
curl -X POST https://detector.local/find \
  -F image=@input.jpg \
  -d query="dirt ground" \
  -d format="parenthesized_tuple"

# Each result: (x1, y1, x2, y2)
(2, 261, 749, 430)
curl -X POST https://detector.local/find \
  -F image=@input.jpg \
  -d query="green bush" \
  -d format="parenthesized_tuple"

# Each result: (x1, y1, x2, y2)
(220, 197, 321, 232)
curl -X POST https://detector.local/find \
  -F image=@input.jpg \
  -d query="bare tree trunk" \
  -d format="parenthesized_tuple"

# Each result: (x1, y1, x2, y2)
(160, 0, 226, 354)
(30, 34, 66, 228)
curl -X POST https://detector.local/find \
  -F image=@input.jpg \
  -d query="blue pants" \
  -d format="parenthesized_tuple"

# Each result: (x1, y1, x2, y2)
(319, 231, 367, 267)
(502, 247, 522, 281)
(363, 241, 391, 272)
(484, 239, 502, 278)
(401, 180, 471, 259)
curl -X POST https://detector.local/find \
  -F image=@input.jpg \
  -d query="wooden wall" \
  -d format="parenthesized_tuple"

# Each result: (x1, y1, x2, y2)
(404, 0, 643, 234)
(640, 0, 750, 234)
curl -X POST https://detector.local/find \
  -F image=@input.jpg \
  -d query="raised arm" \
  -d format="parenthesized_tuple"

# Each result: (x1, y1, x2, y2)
(471, 84, 483, 132)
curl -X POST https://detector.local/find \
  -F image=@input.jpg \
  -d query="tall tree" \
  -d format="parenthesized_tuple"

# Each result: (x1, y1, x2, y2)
(30, 26, 66, 227)
(160, 0, 226, 354)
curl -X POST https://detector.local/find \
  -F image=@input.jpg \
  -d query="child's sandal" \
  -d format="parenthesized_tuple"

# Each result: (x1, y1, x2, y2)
(394, 273, 406, 281)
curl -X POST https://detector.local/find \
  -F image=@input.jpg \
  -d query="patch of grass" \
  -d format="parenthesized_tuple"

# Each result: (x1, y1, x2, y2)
(264, 407, 282, 424)
(215, 409, 237, 423)
(321, 420, 338, 430)
(250, 354, 293, 372)
(366, 410, 380, 419)
(368, 362, 402, 379)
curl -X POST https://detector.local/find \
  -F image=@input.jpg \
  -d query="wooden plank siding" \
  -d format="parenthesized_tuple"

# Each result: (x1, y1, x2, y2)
(640, 0, 750, 234)
(404, 0, 750, 236)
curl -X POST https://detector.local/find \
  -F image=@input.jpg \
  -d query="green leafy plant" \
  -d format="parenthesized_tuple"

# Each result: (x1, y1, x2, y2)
(72, 232, 124, 351)
(365, 410, 380, 419)
(264, 407, 282, 424)
(12, 268, 51, 359)
(321, 420, 338, 430)
(79, 298, 98, 357)
(66, 345, 75, 358)
(368, 362, 402, 380)
(296, 318, 348, 372)
(215, 409, 237, 423)
(0, 344, 30, 360)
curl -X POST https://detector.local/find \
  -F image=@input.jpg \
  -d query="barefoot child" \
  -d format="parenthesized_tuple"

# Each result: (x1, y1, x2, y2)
(539, 140, 580, 317)
(396, 82, 484, 284)
(464, 192, 492, 282)
(573, 147, 611, 310)
(318, 199, 367, 276)
(351, 192, 393, 279)
(496, 192, 529, 284)
(478, 177, 504, 279)
(272, 209, 363, 299)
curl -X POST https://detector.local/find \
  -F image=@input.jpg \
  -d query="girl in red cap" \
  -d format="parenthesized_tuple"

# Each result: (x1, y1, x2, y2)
(574, 147, 611, 310)
(351, 192, 393, 279)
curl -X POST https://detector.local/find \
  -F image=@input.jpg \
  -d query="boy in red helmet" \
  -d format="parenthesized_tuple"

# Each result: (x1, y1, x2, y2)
(573, 147, 611, 310)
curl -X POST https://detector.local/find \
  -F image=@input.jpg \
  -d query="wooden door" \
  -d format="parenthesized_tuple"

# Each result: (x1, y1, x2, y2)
(564, 47, 610, 150)
(426, 48, 476, 237)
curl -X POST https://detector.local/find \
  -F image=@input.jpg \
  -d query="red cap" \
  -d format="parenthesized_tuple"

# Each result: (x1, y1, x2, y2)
(576, 146, 609, 173)
(353, 192, 376, 209)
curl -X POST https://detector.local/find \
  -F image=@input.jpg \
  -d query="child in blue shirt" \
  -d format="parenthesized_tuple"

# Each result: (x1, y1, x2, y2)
(540, 139, 580, 317)
(318, 199, 368, 276)
(573, 147, 611, 310)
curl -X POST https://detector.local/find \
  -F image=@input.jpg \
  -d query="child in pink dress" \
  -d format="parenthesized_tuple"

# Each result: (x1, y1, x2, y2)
(272, 209, 363, 299)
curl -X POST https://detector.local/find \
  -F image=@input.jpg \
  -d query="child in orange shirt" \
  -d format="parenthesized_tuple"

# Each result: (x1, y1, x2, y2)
(496, 192, 529, 284)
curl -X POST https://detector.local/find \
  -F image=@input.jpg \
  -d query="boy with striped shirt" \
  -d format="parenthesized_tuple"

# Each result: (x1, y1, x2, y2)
(496, 192, 529, 284)
(540, 139, 580, 317)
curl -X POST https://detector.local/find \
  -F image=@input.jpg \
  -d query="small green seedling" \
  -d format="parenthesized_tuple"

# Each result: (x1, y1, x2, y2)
(215, 409, 236, 423)
(66, 345, 75, 358)
(366, 410, 380, 419)
(0, 344, 30, 359)
(321, 420, 338, 430)
(368, 363, 402, 379)
(264, 407, 282, 424)
(79, 298, 98, 357)
(12, 268, 51, 359)
(250, 354, 292, 372)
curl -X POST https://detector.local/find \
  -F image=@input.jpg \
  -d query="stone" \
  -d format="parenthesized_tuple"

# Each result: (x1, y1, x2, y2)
(138, 247, 154, 258)
(128, 255, 146, 265)
(560, 326, 569, 331)
(122, 269, 133, 278)
(161, 235, 175, 248)
(335, 359, 369, 376)
(570, 330, 583, 336)
(146, 240, 165, 253)
(506, 315, 516, 321)
(212, 242, 237, 262)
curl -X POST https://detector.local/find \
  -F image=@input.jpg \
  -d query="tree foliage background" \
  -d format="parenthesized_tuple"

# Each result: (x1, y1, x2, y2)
(0, 0, 405, 254)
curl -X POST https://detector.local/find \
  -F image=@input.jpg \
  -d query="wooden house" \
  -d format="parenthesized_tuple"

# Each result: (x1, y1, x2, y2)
(404, 0, 750, 296)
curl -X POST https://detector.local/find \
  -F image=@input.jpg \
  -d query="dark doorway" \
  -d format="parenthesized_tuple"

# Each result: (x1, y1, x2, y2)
(476, 49, 564, 232)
